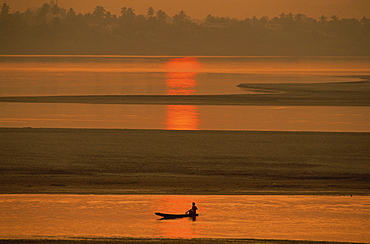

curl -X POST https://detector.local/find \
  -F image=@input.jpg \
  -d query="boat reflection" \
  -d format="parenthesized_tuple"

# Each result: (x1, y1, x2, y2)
(154, 195, 201, 238)
(155, 212, 198, 220)
(165, 57, 200, 130)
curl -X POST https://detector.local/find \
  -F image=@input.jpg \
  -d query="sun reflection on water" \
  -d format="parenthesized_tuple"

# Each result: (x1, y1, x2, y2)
(166, 105, 199, 130)
(164, 57, 200, 130)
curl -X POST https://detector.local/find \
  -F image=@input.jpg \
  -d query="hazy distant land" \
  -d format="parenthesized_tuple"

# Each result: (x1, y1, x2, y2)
(1, 2, 370, 56)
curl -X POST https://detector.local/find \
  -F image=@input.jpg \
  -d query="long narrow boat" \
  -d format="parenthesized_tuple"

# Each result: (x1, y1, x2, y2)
(155, 212, 199, 219)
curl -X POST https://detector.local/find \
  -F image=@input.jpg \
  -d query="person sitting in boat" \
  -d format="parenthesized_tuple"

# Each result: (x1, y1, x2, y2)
(185, 202, 198, 215)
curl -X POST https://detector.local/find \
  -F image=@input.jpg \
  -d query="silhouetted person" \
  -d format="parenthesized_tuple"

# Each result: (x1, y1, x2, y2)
(185, 202, 198, 215)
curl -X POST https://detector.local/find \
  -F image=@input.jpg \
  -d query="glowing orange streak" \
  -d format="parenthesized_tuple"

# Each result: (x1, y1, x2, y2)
(166, 74, 196, 88)
(164, 57, 200, 130)
(165, 105, 199, 130)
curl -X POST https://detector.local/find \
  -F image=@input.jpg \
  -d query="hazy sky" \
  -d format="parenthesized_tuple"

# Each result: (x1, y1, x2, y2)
(6, 0, 370, 19)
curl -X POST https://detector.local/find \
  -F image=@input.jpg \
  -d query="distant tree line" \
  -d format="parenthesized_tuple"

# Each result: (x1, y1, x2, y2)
(1, 2, 370, 55)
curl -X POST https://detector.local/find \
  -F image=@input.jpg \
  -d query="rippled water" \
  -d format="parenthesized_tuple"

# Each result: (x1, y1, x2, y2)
(1, 57, 369, 242)
(1, 56, 370, 132)
(1, 55, 369, 96)
(1, 103, 370, 132)
(0, 195, 369, 242)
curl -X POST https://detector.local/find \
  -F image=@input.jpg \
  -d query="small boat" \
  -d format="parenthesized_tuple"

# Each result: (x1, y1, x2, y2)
(155, 212, 199, 219)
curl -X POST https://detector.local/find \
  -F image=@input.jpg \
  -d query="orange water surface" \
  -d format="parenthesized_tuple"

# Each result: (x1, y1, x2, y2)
(1, 56, 370, 131)
(1, 103, 369, 132)
(0, 195, 369, 242)
(1, 56, 369, 97)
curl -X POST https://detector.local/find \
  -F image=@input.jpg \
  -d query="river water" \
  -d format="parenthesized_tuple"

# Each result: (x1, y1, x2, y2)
(0, 195, 368, 243)
(1, 57, 370, 242)
(1, 55, 369, 96)
(1, 55, 370, 131)
(1, 103, 369, 132)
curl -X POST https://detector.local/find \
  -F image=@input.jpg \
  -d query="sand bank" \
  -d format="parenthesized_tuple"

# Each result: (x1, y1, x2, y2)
(1, 128, 369, 195)
(0, 93, 368, 106)
(0, 238, 358, 244)
(1, 81, 369, 106)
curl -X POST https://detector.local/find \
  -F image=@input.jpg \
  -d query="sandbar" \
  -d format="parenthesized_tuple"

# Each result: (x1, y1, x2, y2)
(1, 80, 369, 106)
(1, 128, 369, 195)
(0, 238, 359, 244)
(1, 80, 369, 243)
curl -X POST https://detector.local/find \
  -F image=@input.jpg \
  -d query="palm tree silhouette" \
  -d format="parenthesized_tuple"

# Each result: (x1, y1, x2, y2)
(173, 10, 188, 25)
(156, 10, 168, 21)
(318, 15, 327, 24)
(0, 3, 10, 15)
(93, 6, 107, 19)
(147, 6, 155, 18)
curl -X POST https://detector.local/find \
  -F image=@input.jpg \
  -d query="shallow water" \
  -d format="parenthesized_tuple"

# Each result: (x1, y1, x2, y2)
(1, 103, 369, 132)
(0, 56, 369, 96)
(0, 195, 368, 242)
(1, 56, 370, 132)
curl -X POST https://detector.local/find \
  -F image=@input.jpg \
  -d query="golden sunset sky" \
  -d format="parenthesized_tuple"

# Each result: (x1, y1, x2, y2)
(7, 0, 370, 19)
